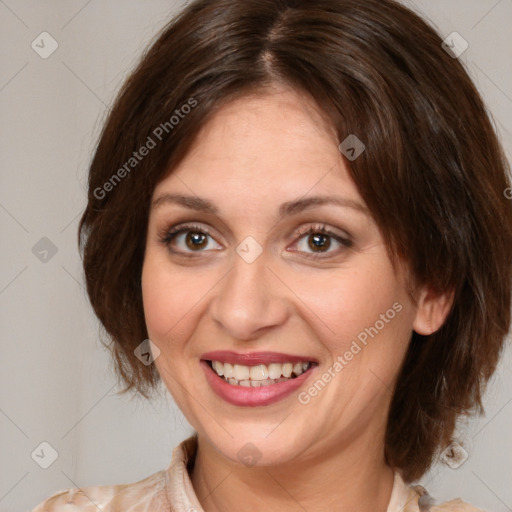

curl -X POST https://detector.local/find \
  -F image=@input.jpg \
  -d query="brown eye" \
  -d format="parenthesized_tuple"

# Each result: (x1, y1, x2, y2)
(160, 224, 222, 255)
(185, 231, 208, 250)
(307, 233, 332, 252)
(291, 224, 352, 259)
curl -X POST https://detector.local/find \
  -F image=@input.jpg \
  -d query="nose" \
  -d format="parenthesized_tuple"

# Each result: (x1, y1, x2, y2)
(209, 253, 290, 341)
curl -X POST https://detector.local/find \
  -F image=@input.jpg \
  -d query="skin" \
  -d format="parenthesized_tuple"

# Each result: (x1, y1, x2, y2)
(141, 85, 452, 512)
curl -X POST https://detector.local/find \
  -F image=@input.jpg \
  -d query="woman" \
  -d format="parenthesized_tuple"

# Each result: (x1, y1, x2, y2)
(33, 0, 512, 510)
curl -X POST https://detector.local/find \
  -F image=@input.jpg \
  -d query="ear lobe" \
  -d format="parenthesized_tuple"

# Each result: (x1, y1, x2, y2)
(413, 287, 454, 335)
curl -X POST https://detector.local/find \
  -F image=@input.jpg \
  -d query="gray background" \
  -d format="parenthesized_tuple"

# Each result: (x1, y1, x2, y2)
(0, 1, 511, 511)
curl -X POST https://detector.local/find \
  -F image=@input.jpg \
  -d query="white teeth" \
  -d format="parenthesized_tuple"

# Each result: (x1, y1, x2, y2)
(282, 363, 293, 378)
(233, 364, 250, 381)
(223, 362, 234, 379)
(212, 361, 223, 376)
(209, 360, 312, 385)
(268, 363, 282, 379)
(249, 364, 268, 381)
(292, 362, 303, 376)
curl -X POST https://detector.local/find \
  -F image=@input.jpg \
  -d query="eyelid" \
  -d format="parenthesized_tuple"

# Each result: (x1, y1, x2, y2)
(291, 223, 352, 242)
(157, 222, 223, 252)
(158, 221, 353, 258)
(286, 223, 353, 258)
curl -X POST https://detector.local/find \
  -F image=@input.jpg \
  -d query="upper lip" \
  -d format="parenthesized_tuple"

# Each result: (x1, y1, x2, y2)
(201, 350, 318, 366)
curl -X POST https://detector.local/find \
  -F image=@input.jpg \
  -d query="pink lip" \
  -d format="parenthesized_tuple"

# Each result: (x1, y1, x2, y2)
(200, 359, 317, 407)
(200, 350, 317, 366)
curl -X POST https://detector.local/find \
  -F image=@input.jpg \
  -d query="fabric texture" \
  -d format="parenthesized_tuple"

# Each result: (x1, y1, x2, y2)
(32, 435, 487, 511)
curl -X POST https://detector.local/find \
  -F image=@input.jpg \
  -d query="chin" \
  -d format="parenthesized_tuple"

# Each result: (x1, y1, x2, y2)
(199, 422, 311, 467)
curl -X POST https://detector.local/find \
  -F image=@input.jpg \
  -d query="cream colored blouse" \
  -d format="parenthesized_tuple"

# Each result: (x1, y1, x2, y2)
(32, 435, 486, 511)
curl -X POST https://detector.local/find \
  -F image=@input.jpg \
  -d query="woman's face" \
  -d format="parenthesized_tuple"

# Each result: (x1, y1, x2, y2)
(142, 87, 424, 467)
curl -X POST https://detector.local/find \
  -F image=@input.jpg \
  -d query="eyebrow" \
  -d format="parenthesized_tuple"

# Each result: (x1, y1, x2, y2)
(151, 193, 369, 217)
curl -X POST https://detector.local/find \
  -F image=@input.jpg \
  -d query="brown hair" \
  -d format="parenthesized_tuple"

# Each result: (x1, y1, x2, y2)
(78, 0, 512, 482)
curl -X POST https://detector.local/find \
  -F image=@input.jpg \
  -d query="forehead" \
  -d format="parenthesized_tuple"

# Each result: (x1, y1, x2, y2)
(152, 87, 360, 204)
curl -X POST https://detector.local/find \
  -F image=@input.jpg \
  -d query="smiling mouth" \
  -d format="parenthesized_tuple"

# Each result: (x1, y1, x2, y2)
(206, 360, 316, 387)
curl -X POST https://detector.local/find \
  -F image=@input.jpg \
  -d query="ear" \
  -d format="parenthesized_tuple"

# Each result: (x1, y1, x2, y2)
(413, 287, 454, 335)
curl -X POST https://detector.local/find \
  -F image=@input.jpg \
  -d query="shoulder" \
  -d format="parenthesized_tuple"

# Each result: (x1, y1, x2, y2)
(31, 467, 170, 511)
(407, 482, 488, 512)
(431, 498, 488, 511)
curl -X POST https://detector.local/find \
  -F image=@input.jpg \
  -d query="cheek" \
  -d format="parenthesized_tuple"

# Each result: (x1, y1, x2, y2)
(288, 258, 405, 345)
(141, 253, 201, 347)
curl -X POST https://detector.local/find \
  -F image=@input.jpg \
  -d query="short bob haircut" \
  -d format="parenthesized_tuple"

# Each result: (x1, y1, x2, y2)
(78, 0, 512, 483)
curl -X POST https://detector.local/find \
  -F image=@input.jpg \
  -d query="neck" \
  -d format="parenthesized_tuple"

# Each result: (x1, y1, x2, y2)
(190, 431, 395, 512)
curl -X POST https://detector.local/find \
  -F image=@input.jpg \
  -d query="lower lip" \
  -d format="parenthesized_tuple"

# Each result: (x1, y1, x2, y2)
(201, 360, 316, 407)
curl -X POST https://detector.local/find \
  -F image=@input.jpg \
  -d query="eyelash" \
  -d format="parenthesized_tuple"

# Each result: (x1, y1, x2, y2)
(158, 223, 352, 259)
(159, 224, 212, 250)
(293, 225, 353, 258)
